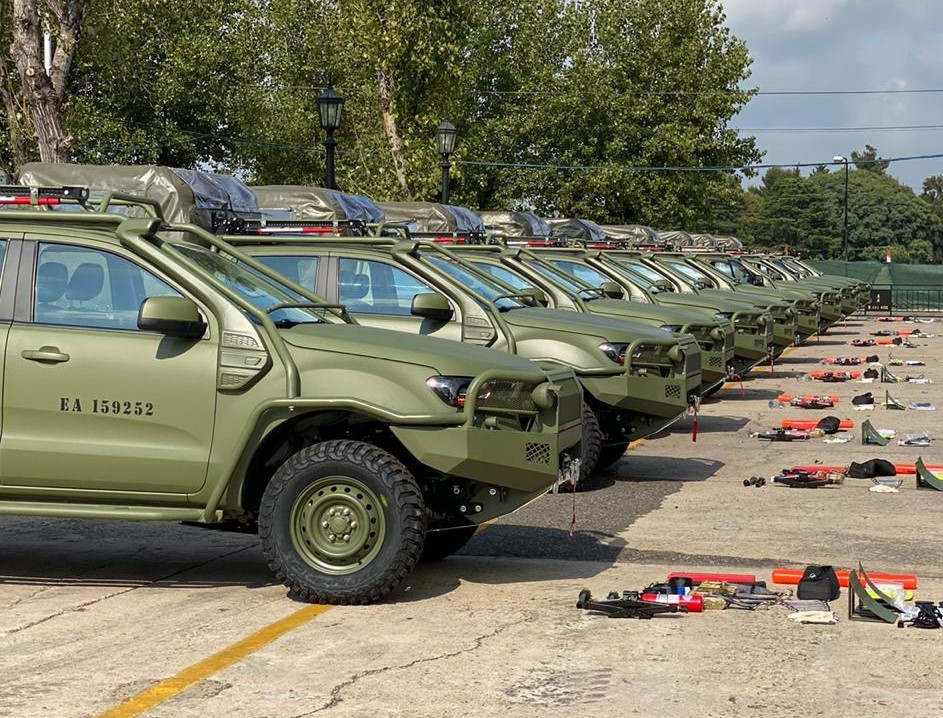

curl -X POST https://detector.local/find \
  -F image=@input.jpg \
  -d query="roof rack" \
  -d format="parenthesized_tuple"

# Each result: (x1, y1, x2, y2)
(221, 217, 368, 238)
(0, 185, 89, 205)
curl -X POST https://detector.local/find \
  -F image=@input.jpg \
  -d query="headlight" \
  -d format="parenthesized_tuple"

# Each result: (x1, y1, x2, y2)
(599, 342, 629, 364)
(660, 324, 682, 333)
(714, 311, 733, 320)
(426, 376, 471, 407)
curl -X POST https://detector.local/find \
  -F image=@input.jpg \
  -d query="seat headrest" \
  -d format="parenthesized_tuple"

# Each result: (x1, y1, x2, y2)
(37, 262, 69, 303)
(66, 263, 105, 301)
(339, 270, 370, 300)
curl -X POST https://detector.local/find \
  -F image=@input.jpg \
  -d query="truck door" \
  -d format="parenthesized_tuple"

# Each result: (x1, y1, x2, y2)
(1, 240, 218, 495)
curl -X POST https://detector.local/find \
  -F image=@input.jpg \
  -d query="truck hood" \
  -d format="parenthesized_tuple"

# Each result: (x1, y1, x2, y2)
(280, 323, 538, 377)
(585, 298, 718, 326)
(655, 292, 760, 314)
(501, 307, 675, 342)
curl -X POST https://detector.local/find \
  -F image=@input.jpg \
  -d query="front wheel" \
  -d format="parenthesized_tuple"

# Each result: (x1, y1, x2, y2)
(258, 440, 426, 605)
(579, 404, 603, 483)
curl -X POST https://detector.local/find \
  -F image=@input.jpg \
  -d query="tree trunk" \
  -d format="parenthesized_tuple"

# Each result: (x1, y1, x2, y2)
(377, 70, 412, 199)
(9, 0, 82, 163)
(0, 56, 31, 169)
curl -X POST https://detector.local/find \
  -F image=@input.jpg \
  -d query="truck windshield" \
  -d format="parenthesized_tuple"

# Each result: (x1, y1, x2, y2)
(423, 255, 524, 311)
(520, 259, 592, 294)
(663, 261, 714, 286)
(174, 245, 327, 326)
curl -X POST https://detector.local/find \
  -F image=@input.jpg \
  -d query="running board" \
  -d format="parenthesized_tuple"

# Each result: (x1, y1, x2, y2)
(0, 500, 213, 522)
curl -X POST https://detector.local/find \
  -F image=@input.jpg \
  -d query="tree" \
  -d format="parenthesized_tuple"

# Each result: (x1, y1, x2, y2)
(6, 0, 83, 162)
(851, 144, 889, 173)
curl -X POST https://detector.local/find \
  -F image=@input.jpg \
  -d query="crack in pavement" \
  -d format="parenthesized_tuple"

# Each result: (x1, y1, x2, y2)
(0, 545, 254, 637)
(291, 615, 535, 716)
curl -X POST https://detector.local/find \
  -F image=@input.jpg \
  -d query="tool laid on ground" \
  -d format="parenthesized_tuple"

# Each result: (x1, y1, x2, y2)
(576, 589, 685, 619)
(743, 476, 766, 487)
(751, 429, 811, 441)
(772, 468, 845, 488)
(775, 394, 839, 409)
(898, 433, 932, 447)
(915, 457, 943, 491)
(773, 567, 918, 590)
(821, 356, 864, 365)
(809, 370, 860, 382)
(861, 419, 891, 446)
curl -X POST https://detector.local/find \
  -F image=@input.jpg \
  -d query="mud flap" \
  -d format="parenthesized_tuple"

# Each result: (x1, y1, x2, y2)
(915, 456, 943, 491)
(861, 419, 889, 446)
(848, 563, 899, 624)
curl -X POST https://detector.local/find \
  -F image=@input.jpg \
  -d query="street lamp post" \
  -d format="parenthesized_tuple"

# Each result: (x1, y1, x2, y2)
(833, 155, 850, 268)
(435, 120, 457, 204)
(316, 84, 344, 189)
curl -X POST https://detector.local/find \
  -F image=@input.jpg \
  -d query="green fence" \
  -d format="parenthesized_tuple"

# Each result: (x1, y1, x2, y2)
(808, 260, 943, 313)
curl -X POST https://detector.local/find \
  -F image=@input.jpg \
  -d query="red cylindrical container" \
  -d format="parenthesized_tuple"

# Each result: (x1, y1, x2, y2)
(640, 593, 704, 613)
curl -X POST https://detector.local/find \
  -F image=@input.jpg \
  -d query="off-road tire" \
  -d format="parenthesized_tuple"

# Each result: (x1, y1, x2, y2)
(258, 440, 425, 605)
(420, 523, 478, 562)
(579, 404, 603, 483)
(597, 441, 630, 470)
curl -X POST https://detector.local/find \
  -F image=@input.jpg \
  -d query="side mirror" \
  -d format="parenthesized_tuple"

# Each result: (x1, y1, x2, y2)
(411, 292, 453, 321)
(522, 287, 549, 306)
(599, 281, 625, 299)
(138, 296, 207, 338)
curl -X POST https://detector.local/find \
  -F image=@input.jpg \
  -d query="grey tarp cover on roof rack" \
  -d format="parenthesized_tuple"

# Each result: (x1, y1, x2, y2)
(602, 224, 662, 245)
(687, 233, 717, 248)
(17, 162, 259, 231)
(0, 170, 11, 185)
(711, 235, 744, 250)
(377, 201, 485, 234)
(251, 185, 384, 222)
(546, 218, 606, 242)
(657, 230, 692, 247)
(476, 210, 551, 237)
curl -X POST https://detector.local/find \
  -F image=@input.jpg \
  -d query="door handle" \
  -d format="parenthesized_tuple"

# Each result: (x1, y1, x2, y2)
(22, 346, 70, 364)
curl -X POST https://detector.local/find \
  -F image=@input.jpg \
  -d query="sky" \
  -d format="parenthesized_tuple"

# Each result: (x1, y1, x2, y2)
(721, 0, 943, 190)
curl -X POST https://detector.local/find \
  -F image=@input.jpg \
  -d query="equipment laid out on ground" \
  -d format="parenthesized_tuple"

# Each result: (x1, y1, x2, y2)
(576, 589, 685, 619)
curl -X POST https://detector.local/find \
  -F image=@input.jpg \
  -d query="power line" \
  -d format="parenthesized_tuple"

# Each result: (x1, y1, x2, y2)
(734, 124, 943, 134)
(457, 151, 943, 173)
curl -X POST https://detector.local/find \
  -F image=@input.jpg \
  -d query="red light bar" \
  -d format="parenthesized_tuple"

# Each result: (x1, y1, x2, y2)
(431, 236, 466, 244)
(0, 195, 61, 205)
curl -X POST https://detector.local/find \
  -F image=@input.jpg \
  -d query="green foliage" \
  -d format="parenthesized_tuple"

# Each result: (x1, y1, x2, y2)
(734, 148, 943, 263)
(2, 0, 759, 225)
(851, 144, 889, 173)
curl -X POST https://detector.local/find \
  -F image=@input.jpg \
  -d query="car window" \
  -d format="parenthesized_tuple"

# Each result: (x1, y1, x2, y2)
(472, 262, 531, 290)
(521, 259, 587, 293)
(422, 255, 522, 311)
(338, 258, 436, 315)
(253, 255, 320, 289)
(545, 259, 611, 287)
(665, 261, 713, 285)
(34, 243, 181, 330)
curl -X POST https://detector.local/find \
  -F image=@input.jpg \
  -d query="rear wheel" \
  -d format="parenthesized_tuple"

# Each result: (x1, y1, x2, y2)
(597, 441, 630, 470)
(421, 523, 478, 562)
(259, 440, 425, 605)
(578, 404, 603, 483)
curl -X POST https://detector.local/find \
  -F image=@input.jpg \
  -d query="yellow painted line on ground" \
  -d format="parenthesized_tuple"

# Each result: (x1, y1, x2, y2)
(95, 603, 332, 718)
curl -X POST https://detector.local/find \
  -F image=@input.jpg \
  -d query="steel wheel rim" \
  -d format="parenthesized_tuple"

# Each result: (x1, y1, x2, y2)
(290, 476, 386, 575)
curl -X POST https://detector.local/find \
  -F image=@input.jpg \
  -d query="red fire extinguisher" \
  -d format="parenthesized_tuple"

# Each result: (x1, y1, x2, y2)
(640, 593, 704, 613)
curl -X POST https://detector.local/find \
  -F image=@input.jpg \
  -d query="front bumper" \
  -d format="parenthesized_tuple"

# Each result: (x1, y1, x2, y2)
(578, 335, 701, 419)
(391, 367, 583, 496)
